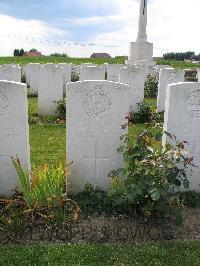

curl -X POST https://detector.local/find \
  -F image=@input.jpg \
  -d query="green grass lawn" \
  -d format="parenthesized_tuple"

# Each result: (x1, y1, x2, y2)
(30, 124, 66, 165)
(157, 59, 200, 69)
(1, 242, 200, 265)
(0, 56, 199, 69)
(0, 56, 125, 65)
(29, 97, 66, 165)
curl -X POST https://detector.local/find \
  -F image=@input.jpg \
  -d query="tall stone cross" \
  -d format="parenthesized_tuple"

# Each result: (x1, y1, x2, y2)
(136, 0, 147, 42)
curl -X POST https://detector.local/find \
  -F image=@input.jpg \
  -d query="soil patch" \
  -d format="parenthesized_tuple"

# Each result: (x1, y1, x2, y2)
(1, 208, 200, 244)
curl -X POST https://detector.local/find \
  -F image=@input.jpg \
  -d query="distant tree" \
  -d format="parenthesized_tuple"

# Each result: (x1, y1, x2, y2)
(19, 49, 25, 56)
(13, 49, 20, 56)
(163, 51, 195, 61)
(115, 55, 128, 60)
(30, 48, 37, 52)
(50, 53, 69, 57)
(190, 55, 199, 61)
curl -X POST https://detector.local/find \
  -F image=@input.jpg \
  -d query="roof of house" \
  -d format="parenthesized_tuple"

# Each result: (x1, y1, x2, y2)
(25, 51, 42, 57)
(90, 53, 112, 58)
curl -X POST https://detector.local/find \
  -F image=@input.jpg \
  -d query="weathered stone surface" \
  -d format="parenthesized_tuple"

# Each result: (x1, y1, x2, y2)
(106, 64, 124, 82)
(38, 64, 63, 116)
(126, 42, 154, 67)
(157, 68, 185, 112)
(80, 63, 97, 68)
(66, 81, 130, 193)
(119, 66, 146, 111)
(197, 68, 200, 82)
(163, 82, 200, 191)
(156, 65, 171, 72)
(0, 81, 30, 197)
(79, 66, 105, 81)
(29, 63, 41, 95)
(149, 66, 157, 75)
(23, 64, 31, 86)
(0, 65, 21, 83)
(57, 63, 72, 95)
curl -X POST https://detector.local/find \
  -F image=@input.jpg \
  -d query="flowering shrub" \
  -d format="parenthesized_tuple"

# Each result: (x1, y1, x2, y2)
(109, 129, 194, 224)
(144, 74, 159, 98)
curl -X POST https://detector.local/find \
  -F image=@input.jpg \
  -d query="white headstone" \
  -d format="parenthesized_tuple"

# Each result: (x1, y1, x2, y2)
(23, 64, 31, 86)
(29, 63, 41, 95)
(38, 64, 64, 116)
(149, 66, 157, 75)
(197, 68, 200, 82)
(156, 65, 171, 72)
(79, 66, 105, 81)
(0, 81, 30, 197)
(163, 82, 200, 191)
(157, 68, 185, 112)
(106, 64, 124, 82)
(81, 63, 97, 68)
(119, 66, 146, 111)
(57, 63, 72, 96)
(0, 65, 21, 83)
(66, 80, 130, 193)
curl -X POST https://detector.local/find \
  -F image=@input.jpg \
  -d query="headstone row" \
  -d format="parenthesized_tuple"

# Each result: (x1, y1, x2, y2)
(1, 78, 200, 196)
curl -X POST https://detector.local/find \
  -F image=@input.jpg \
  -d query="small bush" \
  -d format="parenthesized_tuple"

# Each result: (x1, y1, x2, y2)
(131, 102, 153, 123)
(152, 111, 164, 124)
(144, 74, 159, 98)
(180, 191, 200, 208)
(21, 74, 26, 83)
(108, 129, 194, 224)
(71, 72, 79, 82)
(74, 184, 111, 216)
(55, 98, 66, 120)
(50, 53, 69, 57)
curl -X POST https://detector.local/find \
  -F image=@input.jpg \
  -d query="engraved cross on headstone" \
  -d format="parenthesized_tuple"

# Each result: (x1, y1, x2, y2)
(83, 142, 109, 180)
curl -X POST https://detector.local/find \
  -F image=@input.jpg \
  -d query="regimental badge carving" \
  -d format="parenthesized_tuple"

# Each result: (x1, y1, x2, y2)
(0, 89, 8, 117)
(187, 90, 200, 117)
(82, 85, 111, 119)
(168, 72, 177, 83)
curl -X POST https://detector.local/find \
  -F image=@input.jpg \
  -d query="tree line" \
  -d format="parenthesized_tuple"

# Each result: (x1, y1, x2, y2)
(163, 51, 200, 61)
(13, 48, 38, 56)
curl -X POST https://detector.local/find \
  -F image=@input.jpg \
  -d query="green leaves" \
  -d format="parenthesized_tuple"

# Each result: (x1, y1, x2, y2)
(109, 128, 194, 223)
(149, 188, 160, 201)
(12, 157, 66, 209)
(144, 74, 158, 98)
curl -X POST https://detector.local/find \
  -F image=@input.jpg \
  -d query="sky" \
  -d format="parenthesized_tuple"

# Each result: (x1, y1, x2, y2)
(0, 0, 199, 57)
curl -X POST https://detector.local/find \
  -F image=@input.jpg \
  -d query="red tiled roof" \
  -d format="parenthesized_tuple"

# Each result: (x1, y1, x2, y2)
(25, 51, 42, 57)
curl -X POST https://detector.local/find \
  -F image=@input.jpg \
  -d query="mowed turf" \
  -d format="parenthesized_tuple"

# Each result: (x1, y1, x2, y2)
(0, 56, 198, 69)
(0, 56, 125, 65)
(30, 124, 66, 165)
(29, 97, 66, 165)
(1, 242, 200, 266)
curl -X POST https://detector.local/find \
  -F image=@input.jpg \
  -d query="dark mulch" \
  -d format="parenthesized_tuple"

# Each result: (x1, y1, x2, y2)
(1, 208, 200, 244)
